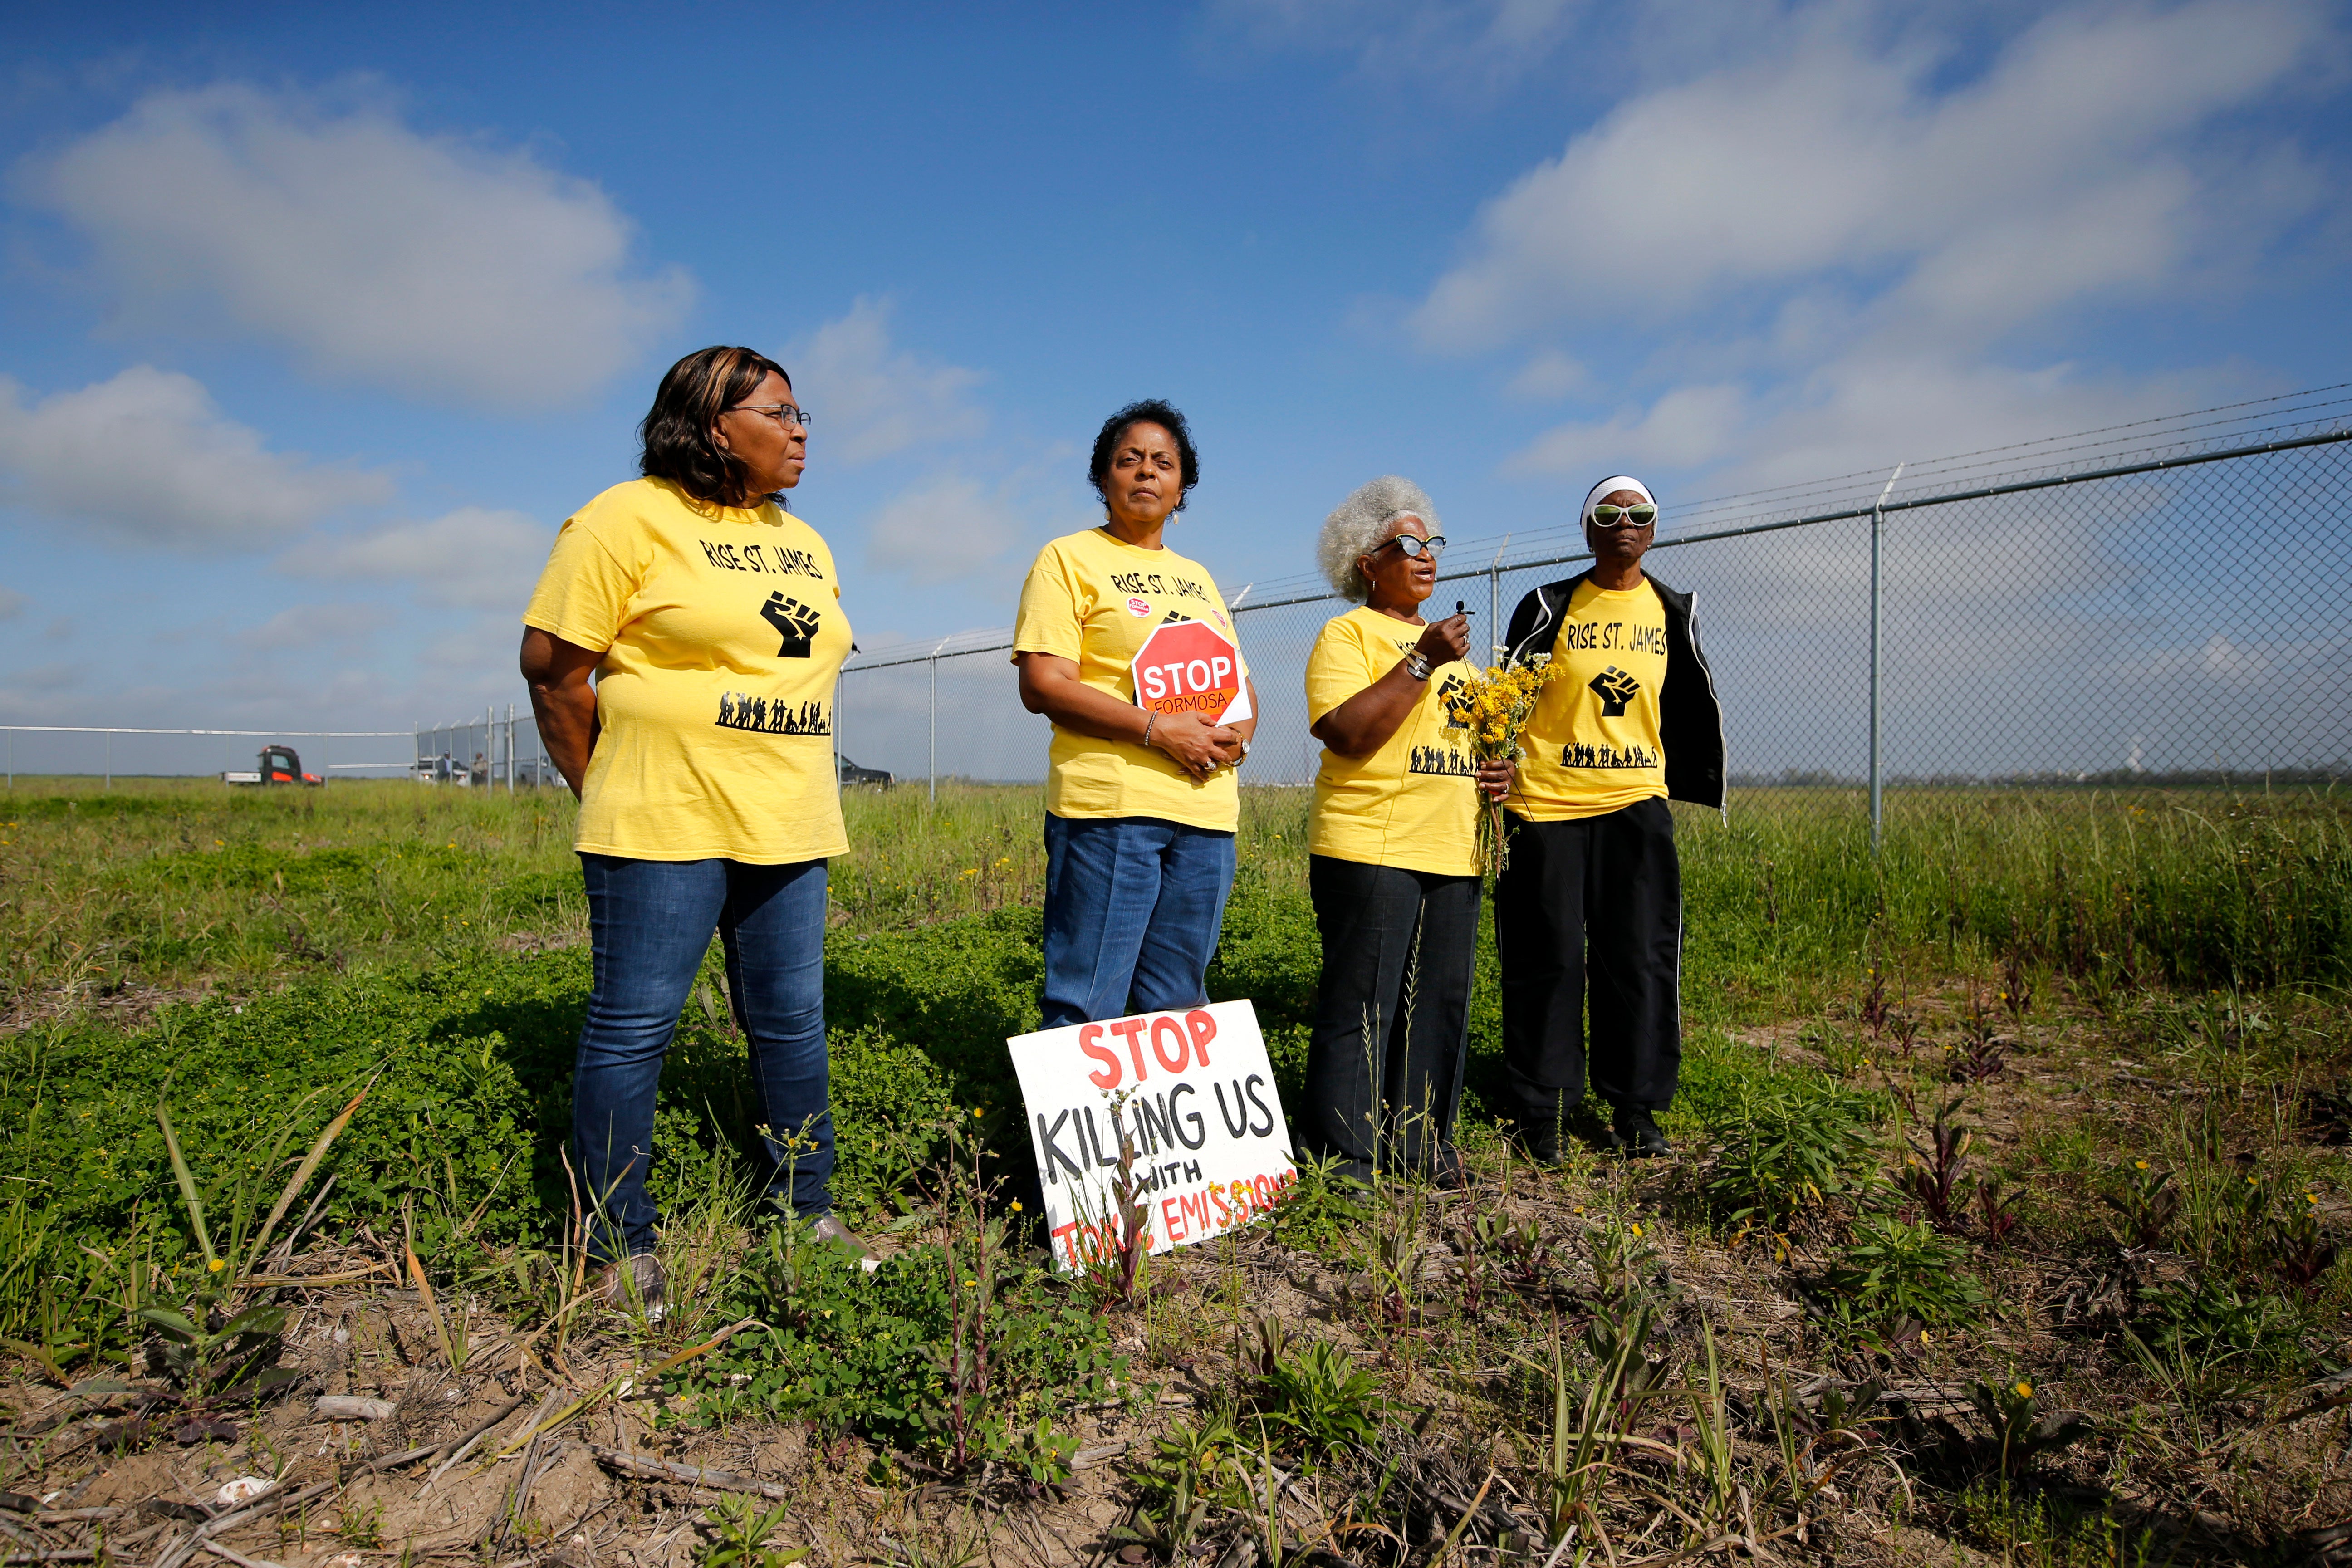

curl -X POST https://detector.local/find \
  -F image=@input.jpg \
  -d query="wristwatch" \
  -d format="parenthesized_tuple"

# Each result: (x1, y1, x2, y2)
(1403, 650, 1433, 681)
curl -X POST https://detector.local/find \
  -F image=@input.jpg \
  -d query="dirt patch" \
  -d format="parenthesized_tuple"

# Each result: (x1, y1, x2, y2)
(0, 977, 216, 1035)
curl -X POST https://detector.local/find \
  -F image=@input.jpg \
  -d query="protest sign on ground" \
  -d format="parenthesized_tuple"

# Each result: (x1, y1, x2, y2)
(1008, 999, 1295, 1271)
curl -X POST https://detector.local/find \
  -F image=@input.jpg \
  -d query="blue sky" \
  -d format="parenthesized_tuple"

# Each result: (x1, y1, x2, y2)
(2, 0, 2347, 758)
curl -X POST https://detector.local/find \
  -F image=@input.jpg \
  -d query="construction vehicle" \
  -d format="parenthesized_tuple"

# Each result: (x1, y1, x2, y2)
(222, 744, 325, 786)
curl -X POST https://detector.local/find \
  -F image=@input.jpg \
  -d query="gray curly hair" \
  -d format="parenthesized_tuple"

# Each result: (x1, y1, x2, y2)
(1317, 476, 1442, 603)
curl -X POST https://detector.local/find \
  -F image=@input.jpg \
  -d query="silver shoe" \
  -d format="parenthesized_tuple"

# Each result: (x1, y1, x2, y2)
(810, 1215, 881, 1273)
(590, 1253, 668, 1317)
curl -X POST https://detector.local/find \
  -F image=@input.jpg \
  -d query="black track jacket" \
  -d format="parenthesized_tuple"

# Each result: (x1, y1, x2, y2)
(1501, 569, 1728, 813)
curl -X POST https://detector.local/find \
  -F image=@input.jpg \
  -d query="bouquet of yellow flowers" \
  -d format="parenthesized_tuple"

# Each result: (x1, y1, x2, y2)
(1442, 653, 1560, 875)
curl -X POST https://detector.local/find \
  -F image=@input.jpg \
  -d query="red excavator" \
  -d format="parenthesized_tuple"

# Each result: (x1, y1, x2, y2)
(222, 744, 325, 786)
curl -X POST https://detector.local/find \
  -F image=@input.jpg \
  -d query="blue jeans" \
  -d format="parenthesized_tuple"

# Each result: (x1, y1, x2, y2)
(574, 854, 833, 1260)
(1040, 814, 1236, 1028)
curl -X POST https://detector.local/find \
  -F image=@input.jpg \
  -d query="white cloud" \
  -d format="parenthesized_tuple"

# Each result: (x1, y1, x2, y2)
(1205, 0, 1589, 88)
(11, 662, 81, 693)
(230, 602, 397, 652)
(788, 297, 985, 466)
(1414, 0, 2332, 349)
(16, 83, 692, 406)
(1505, 351, 2230, 492)
(282, 506, 552, 611)
(0, 365, 386, 548)
(862, 474, 1024, 586)
(1504, 349, 1591, 401)
(1510, 383, 1749, 475)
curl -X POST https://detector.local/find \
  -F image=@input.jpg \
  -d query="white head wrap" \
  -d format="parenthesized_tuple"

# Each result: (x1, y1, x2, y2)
(1581, 475, 1655, 527)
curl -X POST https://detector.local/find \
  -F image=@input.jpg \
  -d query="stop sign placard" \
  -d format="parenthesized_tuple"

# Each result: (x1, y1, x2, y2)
(1131, 616, 1251, 725)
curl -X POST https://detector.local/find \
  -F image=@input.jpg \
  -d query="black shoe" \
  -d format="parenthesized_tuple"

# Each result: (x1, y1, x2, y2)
(1615, 1107, 1672, 1158)
(1429, 1144, 1467, 1191)
(1512, 1117, 1565, 1166)
(1566, 1102, 1625, 1154)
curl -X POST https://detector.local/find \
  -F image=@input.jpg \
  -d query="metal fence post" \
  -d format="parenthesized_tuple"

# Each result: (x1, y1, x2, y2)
(927, 635, 950, 807)
(1488, 535, 1511, 661)
(104, 731, 111, 790)
(1868, 463, 1903, 852)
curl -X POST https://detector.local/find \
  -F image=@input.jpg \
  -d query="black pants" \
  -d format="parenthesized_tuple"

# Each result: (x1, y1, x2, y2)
(1302, 855, 1480, 1178)
(1494, 799, 1682, 1118)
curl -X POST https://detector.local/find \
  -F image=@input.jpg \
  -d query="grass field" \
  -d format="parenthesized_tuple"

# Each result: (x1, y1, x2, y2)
(1, 775, 2347, 1565)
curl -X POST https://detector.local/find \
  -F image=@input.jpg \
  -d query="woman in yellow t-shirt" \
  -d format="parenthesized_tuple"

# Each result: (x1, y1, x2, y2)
(1012, 400, 1259, 1027)
(521, 345, 875, 1308)
(1302, 477, 1514, 1189)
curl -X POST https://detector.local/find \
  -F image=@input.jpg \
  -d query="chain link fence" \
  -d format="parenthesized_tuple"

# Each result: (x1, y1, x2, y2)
(413, 706, 561, 788)
(837, 389, 2352, 812)
(6, 391, 2343, 807)
(0, 727, 414, 787)
(0, 711, 557, 789)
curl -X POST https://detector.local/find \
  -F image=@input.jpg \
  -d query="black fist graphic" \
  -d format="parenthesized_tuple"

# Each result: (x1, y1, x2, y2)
(761, 593, 821, 658)
(1588, 665, 1640, 718)
(1435, 673, 1470, 729)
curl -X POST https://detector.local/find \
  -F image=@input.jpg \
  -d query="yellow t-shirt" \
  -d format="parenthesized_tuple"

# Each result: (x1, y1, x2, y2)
(1305, 608, 1480, 877)
(522, 477, 852, 863)
(1011, 528, 1246, 832)
(1509, 578, 1669, 823)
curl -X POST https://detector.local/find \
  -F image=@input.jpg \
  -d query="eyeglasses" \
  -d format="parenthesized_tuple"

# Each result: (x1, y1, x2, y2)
(1589, 503, 1657, 529)
(729, 402, 813, 431)
(1373, 534, 1447, 560)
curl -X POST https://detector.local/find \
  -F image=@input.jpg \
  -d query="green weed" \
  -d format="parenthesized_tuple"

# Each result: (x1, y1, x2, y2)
(1821, 1213, 1988, 1332)
(1264, 1151, 1370, 1261)
(696, 1494, 807, 1568)
(1260, 1339, 1386, 1464)
(1964, 1377, 2090, 1479)
(691, 1224, 1119, 1467)
(1950, 1478, 2164, 1566)
(1700, 1078, 1885, 1233)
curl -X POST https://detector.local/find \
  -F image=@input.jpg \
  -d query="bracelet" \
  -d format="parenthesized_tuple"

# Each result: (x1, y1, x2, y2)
(1142, 711, 1158, 750)
(1403, 651, 1433, 681)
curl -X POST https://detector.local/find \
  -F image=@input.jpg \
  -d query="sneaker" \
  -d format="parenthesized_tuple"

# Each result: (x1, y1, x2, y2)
(589, 1253, 666, 1315)
(1428, 1144, 1467, 1191)
(810, 1215, 882, 1274)
(1615, 1107, 1672, 1158)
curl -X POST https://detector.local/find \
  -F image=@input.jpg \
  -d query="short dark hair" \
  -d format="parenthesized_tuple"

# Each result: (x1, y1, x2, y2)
(639, 345, 792, 508)
(1088, 399, 1199, 512)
